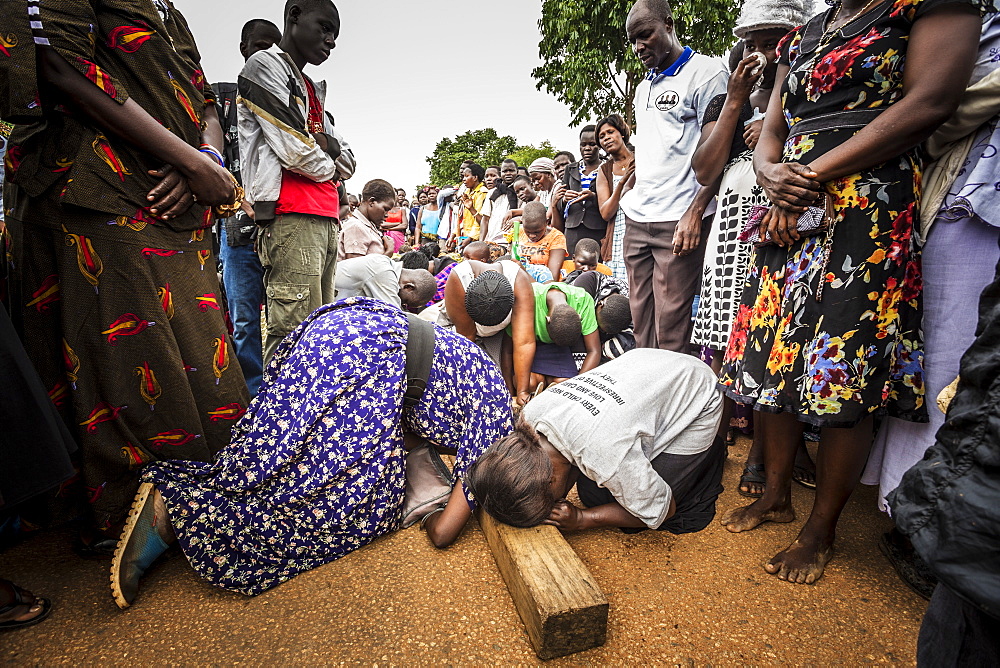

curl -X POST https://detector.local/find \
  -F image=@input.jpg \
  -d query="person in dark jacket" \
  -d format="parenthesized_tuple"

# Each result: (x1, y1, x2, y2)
(552, 126, 608, 254)
(889, 238, 1000, 665)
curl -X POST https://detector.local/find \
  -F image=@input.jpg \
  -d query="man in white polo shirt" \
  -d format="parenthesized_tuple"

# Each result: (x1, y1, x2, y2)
(621, 0, 726, 352)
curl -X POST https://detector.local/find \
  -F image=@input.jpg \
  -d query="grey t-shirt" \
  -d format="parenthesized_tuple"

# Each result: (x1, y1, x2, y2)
(334, 254, 402, 308)
(522, 348, 722, 528)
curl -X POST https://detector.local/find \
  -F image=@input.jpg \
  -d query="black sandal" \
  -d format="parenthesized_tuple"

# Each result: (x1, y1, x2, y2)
(0, 580, 52, 631)
(792, 465, 817, 489)
(738, 463, 766, 498)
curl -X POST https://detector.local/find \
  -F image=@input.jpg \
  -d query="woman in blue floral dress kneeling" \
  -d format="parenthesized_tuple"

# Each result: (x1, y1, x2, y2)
(108, 298, 513, 608)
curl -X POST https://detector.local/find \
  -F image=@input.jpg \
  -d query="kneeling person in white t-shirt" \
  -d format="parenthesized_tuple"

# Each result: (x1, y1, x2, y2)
(334, 254, 436, 309)
(468, 348, 725, 534)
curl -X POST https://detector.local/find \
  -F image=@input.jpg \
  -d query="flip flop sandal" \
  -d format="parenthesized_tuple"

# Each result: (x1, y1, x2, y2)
(792, 465, 817, 489)
(738, 463, 766, 498)
(0, 581, 52, 631)
(724, 433, 736, 448)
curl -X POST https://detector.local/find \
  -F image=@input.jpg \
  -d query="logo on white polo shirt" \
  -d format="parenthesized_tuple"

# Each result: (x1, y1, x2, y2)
(655, 91, 679, 111)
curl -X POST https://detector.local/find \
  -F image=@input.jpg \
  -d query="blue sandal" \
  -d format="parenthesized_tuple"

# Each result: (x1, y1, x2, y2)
(110, 483, 170, 609)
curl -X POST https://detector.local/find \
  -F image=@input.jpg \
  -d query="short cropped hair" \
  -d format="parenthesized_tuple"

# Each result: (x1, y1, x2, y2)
(362, 179, 395, 203)
(466, 420, 556, 528)
(580, 124, 597, 137)
(512, 174, 532, 187)
(633, 0, 673, 20)
(554, 150, 576, 163)
(598, 294, 632, 336)
(401, 251, 429, 270)
(522, 201, 547, 227)
(574, 238, 601, 257)
(285, 0, 338, 19)
(463, 241, 491, 262)
(548, 303, 582, 347)
(464, 162, 486, 182)
(241, 18, 280, 44)
(409, 270, 437, 305)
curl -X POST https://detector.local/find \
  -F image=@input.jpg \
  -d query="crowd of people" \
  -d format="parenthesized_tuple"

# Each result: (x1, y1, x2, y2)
(0, 0, 998, 660)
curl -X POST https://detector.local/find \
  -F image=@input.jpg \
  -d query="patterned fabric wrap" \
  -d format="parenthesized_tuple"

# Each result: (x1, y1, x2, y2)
(2, 0, 216, 226)
(143, 298, 513, 596)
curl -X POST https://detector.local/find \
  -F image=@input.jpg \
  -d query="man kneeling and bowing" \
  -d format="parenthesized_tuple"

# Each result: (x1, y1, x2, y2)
(468, 349, 725, 533)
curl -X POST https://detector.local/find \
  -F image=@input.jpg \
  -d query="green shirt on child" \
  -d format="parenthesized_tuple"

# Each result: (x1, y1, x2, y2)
(519, 282, 599, 344)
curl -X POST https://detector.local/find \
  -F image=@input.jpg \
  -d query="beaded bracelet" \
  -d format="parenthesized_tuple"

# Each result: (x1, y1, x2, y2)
(199, 143, 224, 167)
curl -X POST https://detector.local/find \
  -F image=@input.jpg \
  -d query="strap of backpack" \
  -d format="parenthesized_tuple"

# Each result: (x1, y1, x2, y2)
(403, 313, 436, 409)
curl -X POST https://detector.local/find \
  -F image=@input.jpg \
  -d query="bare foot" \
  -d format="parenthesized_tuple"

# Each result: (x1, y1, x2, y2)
(765, 533, 834, 584)
(720, 499, 795, 533)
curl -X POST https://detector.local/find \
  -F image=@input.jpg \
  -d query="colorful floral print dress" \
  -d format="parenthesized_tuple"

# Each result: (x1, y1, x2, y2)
(143, 298, 513, 596)
(720, 0, 994, 428)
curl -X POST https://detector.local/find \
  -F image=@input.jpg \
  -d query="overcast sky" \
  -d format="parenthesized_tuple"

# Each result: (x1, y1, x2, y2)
(179, 0, 586, 197)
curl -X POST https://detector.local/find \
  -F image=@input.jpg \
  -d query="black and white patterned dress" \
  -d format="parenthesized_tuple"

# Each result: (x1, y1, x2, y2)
(691, 96, 768, 351)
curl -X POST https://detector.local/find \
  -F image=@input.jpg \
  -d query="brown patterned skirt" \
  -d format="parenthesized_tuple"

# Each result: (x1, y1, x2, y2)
(12, 196, 248, 530)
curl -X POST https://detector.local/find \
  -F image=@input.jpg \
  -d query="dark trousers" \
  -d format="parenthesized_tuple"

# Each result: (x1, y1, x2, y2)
(577, 435, 726, 534)
(918, 585, 1000, 667)
(623, 216, 710, 352)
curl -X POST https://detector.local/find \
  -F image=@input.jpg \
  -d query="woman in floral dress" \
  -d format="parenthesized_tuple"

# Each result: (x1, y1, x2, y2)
(717, 0, 992, 585)
(110, 298, 513, 606)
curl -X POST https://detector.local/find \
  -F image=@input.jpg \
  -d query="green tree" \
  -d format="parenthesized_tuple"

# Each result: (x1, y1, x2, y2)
(505, 141, 557, 170)
(425, 128, 519, 186)
(533, 0, 738, 126)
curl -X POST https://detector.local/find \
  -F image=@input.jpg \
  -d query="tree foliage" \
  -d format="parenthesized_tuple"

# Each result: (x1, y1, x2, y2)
(425, 128, 519, 186)
(505, 141, 557, 171)
(533, 0, 739, 127)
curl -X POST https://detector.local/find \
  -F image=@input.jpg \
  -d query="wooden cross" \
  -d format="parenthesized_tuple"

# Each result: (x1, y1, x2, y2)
(477, 509, 609, 660)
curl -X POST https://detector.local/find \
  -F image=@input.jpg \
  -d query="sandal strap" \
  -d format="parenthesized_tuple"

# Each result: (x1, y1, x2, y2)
(0, 579, 27, 615)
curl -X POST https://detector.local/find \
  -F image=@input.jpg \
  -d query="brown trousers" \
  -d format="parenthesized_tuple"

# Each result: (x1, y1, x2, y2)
(623, 215, 711, 352)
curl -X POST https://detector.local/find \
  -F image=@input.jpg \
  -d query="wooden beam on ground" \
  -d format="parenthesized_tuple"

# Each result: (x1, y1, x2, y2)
(477, 509, 609, 660)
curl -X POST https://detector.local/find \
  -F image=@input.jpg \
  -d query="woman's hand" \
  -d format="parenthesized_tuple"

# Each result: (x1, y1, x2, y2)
(743, 119, 764, 151)
(755, 161, 821, 212)
(551, 182, 567, 205)
(764, 205, 802, 247)
(515, 390, 532, 408)
(728, 55, 761, 102)
(146, 165, 195, 220)
(544, 500, 589, 531)
(180, 154, 236, 208)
